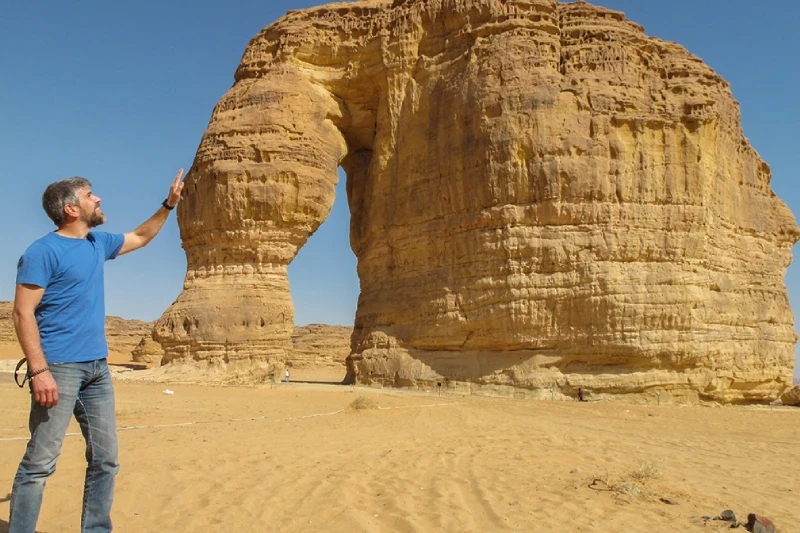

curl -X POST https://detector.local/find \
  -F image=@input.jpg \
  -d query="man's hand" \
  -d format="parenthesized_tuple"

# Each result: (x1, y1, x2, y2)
(120, 168, 186, 255)
(31, 370, 58, 408)
(165, 168, 185, 208)
(13, 283, 55, 407)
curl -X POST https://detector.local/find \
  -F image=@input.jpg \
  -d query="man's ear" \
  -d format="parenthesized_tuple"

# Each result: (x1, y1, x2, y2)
(63, 203, 80, 219)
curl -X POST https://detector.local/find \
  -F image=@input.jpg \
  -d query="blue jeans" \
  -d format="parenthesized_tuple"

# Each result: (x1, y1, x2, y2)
(9, 359, 119, 533)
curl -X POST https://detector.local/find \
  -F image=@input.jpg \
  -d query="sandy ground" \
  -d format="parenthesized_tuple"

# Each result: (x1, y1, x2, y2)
(0, 344, 798, 532)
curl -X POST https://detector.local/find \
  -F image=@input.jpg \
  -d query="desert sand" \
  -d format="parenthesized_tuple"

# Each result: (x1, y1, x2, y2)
(0, 344, 797, 532)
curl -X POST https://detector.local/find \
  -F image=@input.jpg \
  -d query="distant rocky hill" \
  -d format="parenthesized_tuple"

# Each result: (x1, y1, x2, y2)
(133, 321, 352, 368)
(3, 301, 351, 368)
(104, 315, 154, 356)
(290, 324, 351, 368)
(0, 302, 15, 343)
(1, 301, 152, 357)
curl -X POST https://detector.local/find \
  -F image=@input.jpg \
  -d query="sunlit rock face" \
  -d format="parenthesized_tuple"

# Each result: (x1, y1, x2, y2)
(154, 0, 799, 403)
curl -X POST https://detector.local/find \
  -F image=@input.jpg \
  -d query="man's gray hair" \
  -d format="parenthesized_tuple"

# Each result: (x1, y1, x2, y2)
(42, 177, 92, 226)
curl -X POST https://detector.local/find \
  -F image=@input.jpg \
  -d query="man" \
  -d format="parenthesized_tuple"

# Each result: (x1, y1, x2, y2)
(9, 169, 185, 533)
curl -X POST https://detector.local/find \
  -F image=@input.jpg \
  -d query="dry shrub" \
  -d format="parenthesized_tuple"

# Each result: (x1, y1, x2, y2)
(629, 461, 662, 483)
(589, 461, 663, 503)
(349, 396, 378, 411)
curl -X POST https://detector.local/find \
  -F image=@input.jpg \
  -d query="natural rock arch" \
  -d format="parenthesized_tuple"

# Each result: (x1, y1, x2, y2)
(152, 0, 799, 403)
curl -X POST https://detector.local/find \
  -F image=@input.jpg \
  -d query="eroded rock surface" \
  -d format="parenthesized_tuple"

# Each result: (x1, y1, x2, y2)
(155, 0, 799, 402)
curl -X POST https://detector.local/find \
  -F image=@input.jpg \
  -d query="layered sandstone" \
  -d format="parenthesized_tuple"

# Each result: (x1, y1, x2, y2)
(155, 0, 799, 402)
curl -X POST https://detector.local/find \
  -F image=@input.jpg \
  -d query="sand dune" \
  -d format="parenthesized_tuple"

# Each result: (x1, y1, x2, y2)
(0, 374, 797, 532)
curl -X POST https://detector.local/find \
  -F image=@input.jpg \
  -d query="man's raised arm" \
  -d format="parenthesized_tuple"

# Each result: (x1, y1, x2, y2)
(119, 168, 184, 256)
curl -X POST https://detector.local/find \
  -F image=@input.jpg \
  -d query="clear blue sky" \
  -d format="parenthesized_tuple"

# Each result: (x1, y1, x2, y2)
(1, 1, 798, 376)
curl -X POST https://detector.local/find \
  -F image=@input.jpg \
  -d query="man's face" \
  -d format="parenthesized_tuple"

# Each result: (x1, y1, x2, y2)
(76, 187, 106, 227)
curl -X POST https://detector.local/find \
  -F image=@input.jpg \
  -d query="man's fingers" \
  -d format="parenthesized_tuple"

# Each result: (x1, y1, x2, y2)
(38, 392, 50, 408)
(173, 168, 184, 186)
(32, 378, 59, 407)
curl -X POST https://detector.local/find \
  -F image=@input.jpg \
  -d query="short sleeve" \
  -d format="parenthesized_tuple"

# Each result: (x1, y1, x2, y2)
(16, 242, 58, 288)
(91, 232, 125, 260)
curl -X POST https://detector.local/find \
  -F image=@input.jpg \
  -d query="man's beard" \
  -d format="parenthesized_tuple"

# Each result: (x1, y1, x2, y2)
(81, 205, 106, 228)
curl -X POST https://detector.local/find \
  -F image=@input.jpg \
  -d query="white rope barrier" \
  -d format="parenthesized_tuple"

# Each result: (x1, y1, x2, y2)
(0, 403, 456, 442)
(377, 402, 455, 410)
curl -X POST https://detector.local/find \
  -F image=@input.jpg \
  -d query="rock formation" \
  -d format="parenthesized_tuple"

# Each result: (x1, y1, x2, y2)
(131, 336, 165, 365)
(154, 0, 799, 403)
(781, 386, 800, 407)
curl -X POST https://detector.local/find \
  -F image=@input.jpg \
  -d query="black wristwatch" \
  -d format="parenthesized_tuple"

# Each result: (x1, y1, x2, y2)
(161, 199, 175, 210)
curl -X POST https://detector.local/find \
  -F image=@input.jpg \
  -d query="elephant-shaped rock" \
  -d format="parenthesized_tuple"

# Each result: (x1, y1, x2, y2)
(154, 0, 799, 403)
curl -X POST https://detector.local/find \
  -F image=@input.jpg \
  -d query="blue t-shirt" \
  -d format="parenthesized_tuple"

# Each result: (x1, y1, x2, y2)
(16, 231, 125, 364)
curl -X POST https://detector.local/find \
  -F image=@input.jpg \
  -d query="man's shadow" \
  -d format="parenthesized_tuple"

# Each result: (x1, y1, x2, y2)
(0, 493, 6, 533)
(0, 492, 28, 533)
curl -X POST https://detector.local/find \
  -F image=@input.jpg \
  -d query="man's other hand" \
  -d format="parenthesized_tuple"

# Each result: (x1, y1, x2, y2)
(32, 371, 58, 408)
